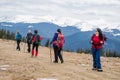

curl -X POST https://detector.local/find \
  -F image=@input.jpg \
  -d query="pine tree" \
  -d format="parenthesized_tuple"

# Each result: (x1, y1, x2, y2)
(0, 29, 15, 40)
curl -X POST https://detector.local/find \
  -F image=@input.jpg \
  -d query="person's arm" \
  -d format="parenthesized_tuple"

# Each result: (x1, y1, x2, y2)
(50, 33, 58, 44)
(90, 34, 94, 44)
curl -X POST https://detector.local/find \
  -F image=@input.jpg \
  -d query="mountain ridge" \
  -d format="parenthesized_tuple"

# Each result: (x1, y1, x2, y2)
(0, 22, 120, 54)
(0, 15, 120, 32)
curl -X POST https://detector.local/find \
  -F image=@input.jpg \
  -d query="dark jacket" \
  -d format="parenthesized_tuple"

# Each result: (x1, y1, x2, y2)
(26, 32, 33, 42)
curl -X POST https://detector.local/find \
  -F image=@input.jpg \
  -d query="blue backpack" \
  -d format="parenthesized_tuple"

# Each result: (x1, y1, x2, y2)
(16, 34, 22, 41)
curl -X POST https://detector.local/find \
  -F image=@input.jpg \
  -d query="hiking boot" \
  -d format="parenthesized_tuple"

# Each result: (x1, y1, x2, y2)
(61, 61, 64, 63)
(97, 69, 103, 72)
(53, 61, 58, 63)
(27, 49, 30, 53)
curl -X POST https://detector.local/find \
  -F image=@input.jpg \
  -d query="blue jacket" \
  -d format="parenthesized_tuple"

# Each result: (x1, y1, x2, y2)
(16, 33, 22, 41)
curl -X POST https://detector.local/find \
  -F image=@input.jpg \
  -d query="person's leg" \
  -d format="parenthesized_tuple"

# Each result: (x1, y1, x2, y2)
(29, 43, 31, 53)
(35, 44, 39, 57)
(16, 41, 19, 50)
(28, 42, 31, 53)
(91, 48, 97, 70)
(53, 45, 58, 63)
(32, 43, 35, 57)
(18, 41, 21, 51)
(96, 49, 102, 71)
(58, 48, 63, 63)
(27, 41, 29, 52)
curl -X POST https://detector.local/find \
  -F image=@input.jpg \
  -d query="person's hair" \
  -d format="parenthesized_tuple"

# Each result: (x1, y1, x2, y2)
(34, 30, 38, 34)
(17, 31, 20, 34)
(57, 29, 61, 33)
(96, 28, 103, 41)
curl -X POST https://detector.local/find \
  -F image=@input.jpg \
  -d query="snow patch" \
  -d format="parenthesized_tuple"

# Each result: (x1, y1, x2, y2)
(113, 33, 120, 37)
(1, 23, 13, 27)
(0, 15, 120, 32)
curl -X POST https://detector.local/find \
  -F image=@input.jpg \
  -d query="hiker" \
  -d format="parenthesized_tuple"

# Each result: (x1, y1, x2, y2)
(31, 30, 42, 57)
(26, 30, 33, 53)
(50, 29, 64, 63)
(90, 28, 105, 72)
(15, 31, 22, 51)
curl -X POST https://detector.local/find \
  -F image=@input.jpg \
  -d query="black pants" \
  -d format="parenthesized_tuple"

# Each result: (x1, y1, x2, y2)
(16, 40, 21, 51)
(27, 40, 31, 53)
(53, 45, 63, 63)
(32, 43, 39, 52)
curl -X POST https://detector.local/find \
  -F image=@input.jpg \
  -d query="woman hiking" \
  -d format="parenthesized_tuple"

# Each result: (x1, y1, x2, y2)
(90, 28, 105, 72)
(31, 30, 42, 57)
(50, 29, 64, 63)
(15, 31, 22, 51)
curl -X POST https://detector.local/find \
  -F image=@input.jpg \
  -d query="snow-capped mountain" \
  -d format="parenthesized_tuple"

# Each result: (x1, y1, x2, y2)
(0, 22, 120, 54)
(0, 15, 120, 33)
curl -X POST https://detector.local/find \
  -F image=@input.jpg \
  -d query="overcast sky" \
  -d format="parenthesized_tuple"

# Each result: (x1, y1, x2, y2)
(0, 0, 120, 29)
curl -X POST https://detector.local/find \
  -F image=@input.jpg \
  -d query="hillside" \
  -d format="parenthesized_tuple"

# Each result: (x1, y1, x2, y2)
(0, 39, 120, 80)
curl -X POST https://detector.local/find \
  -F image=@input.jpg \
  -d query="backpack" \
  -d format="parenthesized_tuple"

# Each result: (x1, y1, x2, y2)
(26, 33, 32, 43)
(16, 34, 22, 41)
(103, 34, 107, 41)
(32, 34, 41, 44)
(53, 33, 64, 48)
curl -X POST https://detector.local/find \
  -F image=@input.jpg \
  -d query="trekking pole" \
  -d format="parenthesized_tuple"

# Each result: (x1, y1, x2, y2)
(50, 45, 52, 63)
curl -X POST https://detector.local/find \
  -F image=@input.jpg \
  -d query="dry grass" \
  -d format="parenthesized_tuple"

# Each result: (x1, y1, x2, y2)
(0, 39, 120, 80)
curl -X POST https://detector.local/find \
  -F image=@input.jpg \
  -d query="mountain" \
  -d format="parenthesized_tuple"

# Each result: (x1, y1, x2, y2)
(0, 15, 120, 32)
(0, 22, 120, 54)
(65, 31, 120, 53)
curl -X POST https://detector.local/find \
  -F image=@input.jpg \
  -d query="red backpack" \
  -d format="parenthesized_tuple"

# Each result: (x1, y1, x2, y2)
(57, 33, 64, 48)
(53, 33, 64, 48)
(32, 34, 41, 44)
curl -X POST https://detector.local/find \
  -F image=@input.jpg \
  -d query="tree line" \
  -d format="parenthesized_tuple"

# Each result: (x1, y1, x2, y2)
(76, 48, 120, 57)
(0, 29, 15, 40)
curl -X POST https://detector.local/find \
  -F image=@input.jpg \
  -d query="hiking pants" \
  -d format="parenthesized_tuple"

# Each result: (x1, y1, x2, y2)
(53, 45, 63, 62)
(32, 43, 39, 57)
(16, 40, 21, 51)
(27, 40, 31, 53)
(91, 48, 102, 69)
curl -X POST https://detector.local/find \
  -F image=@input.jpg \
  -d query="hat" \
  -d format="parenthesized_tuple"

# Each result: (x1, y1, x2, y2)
(28, 30, 31, 33)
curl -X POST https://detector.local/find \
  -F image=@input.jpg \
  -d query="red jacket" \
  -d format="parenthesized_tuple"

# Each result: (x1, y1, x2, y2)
(91, 34, 104, 49)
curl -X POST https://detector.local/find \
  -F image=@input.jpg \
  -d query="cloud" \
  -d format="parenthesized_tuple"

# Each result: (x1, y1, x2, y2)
(0, 0, 120, 29)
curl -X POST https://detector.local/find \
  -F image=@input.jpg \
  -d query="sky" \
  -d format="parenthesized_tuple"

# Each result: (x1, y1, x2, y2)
(0, 0, 120, 30)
